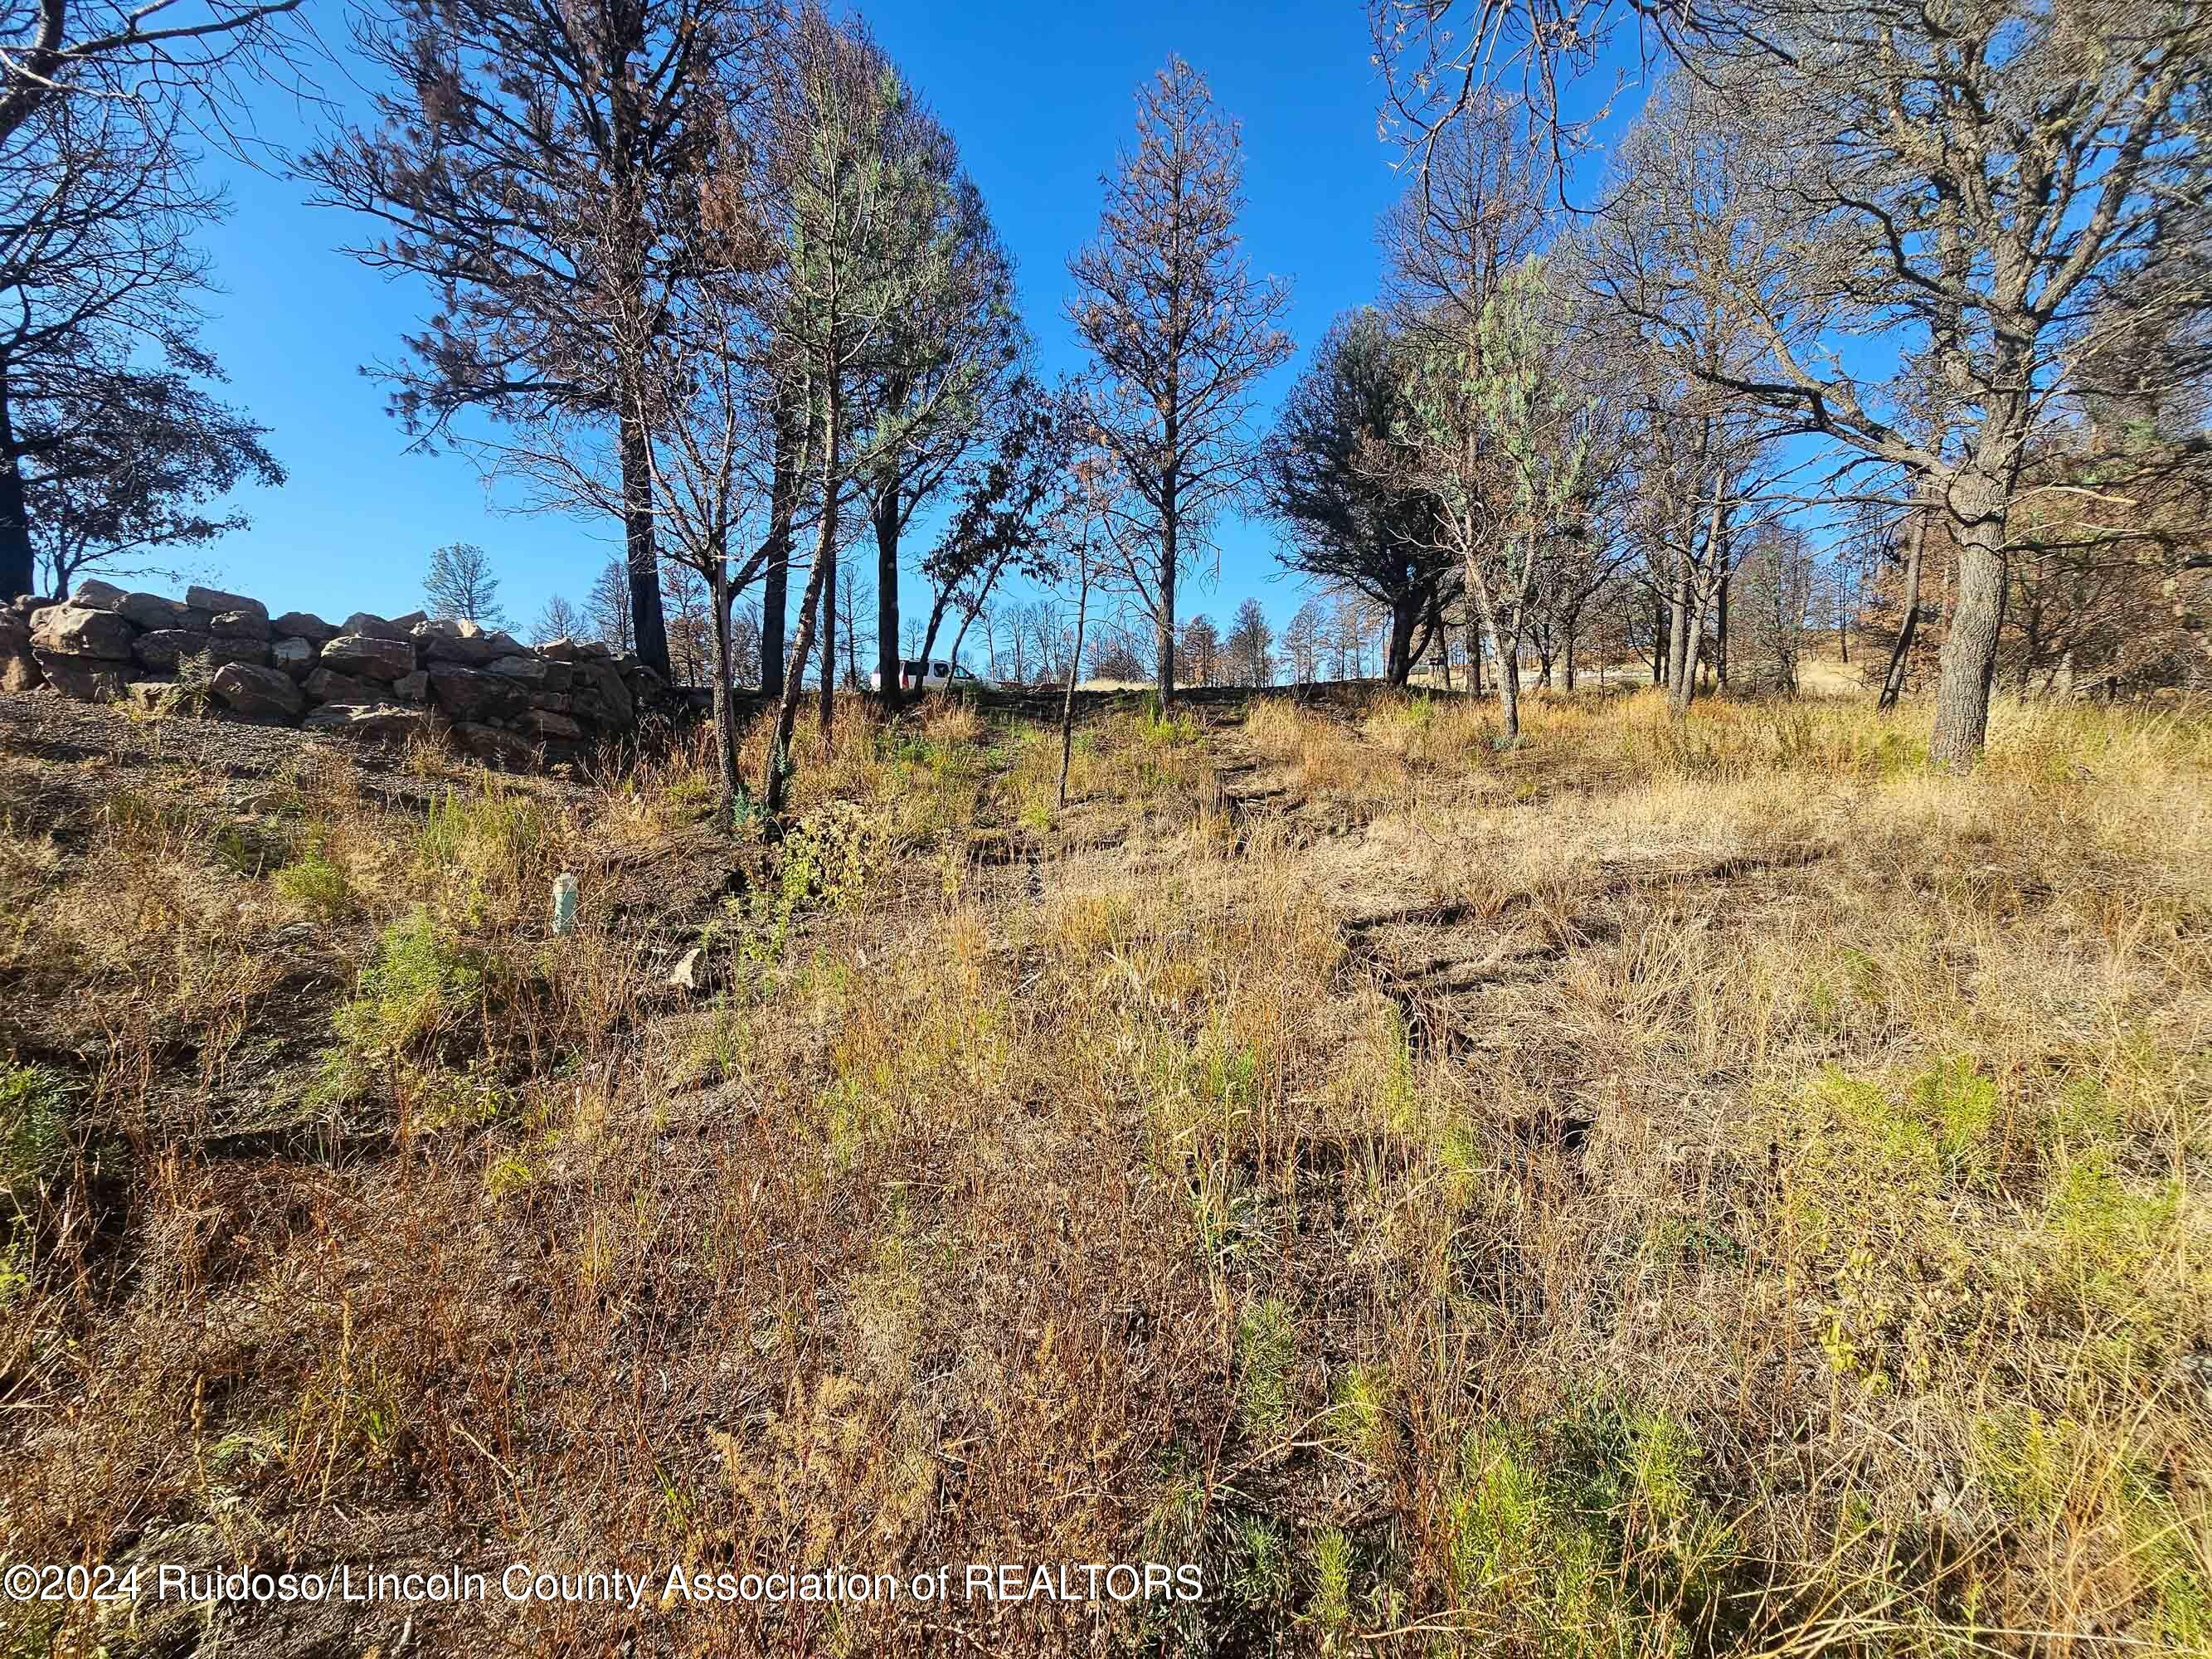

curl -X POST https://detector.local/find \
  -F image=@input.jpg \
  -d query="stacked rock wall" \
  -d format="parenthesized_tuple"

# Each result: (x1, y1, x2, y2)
(1, 579, 673, 766)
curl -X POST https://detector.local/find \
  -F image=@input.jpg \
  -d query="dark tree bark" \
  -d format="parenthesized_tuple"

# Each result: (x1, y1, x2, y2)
(874, 484, 902, 709)
(1930, 469, 2009, 764)
(618, 400, 668, 673)
(1714, 572, 1729, 690)
(1058, 559, 1090, 808)
(1878, 504, 1930, 713)
(765, 383, 842, 815)
(0, 375, 30, 600)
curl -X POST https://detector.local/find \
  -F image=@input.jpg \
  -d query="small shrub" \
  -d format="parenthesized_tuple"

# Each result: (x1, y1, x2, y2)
(0, 1063, 70, 1195)
(276, 849, 355, 922)
(1234, 1297, 1298, 1438)
(315, 909, 482, 1107)
(1306, 1527, 1353, 1637)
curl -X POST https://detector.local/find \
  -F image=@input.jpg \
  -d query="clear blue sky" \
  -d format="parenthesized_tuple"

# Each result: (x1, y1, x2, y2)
(178, 2, 1640, 646)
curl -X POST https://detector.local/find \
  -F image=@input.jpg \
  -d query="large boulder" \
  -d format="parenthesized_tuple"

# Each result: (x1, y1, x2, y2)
(32, 651, 125, 701)
(319, 634, 416, 681)
(272, 611, 338, 645)
(570, 658, 634, 727)
(134, 630, 205, 672)
(115, 591, 210, 632)
(389, 611, 429, 632)
(271, 637, 316, 676)
(303, 664, 384, 705)
(210, 608, 272, 643)
(211, 661, 305, 720)
(487, 652, 569, 691)
(417, 617, 523, 667)
(187, 586, 267, 622)
(304, 703, 434, 745)
(71, 577, 129, 610)
(426, 662, 529, 723)
(0, 610, 40, 691)
(132, 630, 267, 672)
(523, 707, 584, 742)
(450, 722, 537, 770)
(206, 638, 272, 669)
(31, 605, 134, 660)
(392, 669, 429, 703)
(341, 611, 411, 642)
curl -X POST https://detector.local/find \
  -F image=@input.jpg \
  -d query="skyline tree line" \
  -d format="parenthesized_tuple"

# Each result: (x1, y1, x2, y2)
(2, 0, 2204, 794)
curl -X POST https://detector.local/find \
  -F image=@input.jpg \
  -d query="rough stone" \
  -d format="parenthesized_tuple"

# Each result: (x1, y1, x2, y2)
(571, 659, 634, 727)
(524, 707, 584, 742)
(389, 611, 429, 632)
(392, 669, 429, 702)
(665, 946, 704, 991)
(211, 661, 305, 720)
(32, 605, 135, 659)
(341, 611, 411, 642)
(187, 586, 267, 621)
(211, 608, 273, 642)
(134, 630, 207, 672)
(319, 634, 416, 681)
(206, 638, 272, 669)
(427, 662, 529, 722)
(272, 611, 338, 644)
(72, 577, 129, 610)
(304, 665, 384, 705)
(450, 722, 536, 769)
(32, 650, 126, 701)
(488, 653, 553, 688)
(117, 591, 187, 630)
(132, 630, 267, 672)
(538, 636, 580, 661)
(417, 618, 523, 667)
(0, 610, 39, 691)
(271, 636, 316, 675)
(124, 680, 177, 713)
(304, 703, 434, 745)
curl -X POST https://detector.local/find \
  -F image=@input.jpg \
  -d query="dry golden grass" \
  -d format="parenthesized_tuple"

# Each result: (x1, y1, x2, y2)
(0, 685, 2205, 1657)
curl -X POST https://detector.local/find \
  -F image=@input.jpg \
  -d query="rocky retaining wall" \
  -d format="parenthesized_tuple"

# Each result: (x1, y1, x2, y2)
(0, 579, 673, 766)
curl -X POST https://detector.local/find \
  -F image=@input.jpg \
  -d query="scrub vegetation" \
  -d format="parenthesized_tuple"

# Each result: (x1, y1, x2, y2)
(1, 682, 2205, 1656)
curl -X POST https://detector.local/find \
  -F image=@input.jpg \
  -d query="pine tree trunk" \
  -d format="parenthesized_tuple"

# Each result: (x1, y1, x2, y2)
(817, 535, 836, 732)
(617, 393, 670, 677)
(0, 371, 34, 601)
(874, 484, 902, 711)
(708, 555, 737, 830)
(1156, 511, 1178, 706)
(758, 397, 800, 697)
(1385, 597, 1417, 685)
(765, 383, 842, 815)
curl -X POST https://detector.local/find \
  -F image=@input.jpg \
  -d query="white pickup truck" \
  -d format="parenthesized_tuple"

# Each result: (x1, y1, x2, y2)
(868, 658, 992, 693)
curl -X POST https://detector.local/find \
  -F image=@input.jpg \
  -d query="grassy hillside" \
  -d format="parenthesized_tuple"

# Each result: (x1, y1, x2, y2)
(2, 686, 2206, 1657)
